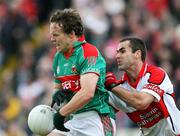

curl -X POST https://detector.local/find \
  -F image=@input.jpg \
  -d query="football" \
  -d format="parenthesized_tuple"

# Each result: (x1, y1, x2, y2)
(27, 105, 55, 135)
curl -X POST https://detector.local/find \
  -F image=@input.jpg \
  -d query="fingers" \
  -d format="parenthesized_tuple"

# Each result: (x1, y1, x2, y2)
(61, 126, 70, 132)
(51, 98, 60, 107)
(51, 100, 56, 108)
(53, 112, 70, 132)
(61, 89, 73, 95)
(55, 98, 60, 106)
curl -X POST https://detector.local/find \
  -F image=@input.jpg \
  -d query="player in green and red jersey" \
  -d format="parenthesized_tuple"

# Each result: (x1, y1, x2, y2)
(47, 9, 116, 136)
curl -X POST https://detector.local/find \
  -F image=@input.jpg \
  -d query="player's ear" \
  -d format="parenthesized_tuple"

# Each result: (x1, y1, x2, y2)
(135, 50, 141, 60)
(69, 31, 76, 39)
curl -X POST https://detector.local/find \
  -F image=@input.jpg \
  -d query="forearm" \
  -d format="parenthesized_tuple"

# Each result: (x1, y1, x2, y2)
(112, 86, 151, 110)
(59, 90, 93, 116)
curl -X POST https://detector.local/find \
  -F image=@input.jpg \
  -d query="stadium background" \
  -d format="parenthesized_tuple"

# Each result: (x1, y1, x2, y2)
(0, 0, 179, 135)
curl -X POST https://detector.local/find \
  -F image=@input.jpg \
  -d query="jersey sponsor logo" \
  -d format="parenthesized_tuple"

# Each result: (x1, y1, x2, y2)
(127, 102, 164, 128)
(55, 75, 81, 92)
(143, 83, 164, 97)
(137, 108, 162, 127)
(81, 67, 100, 74)
(62, 80, 80, 91)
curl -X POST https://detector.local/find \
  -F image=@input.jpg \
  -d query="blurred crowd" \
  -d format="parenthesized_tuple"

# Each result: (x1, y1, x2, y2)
(0, 0, 179, 135)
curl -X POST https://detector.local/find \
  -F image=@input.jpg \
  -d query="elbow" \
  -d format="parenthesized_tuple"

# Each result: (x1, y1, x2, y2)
(83, 91, 94, 102)
(87, 92, 94, 100)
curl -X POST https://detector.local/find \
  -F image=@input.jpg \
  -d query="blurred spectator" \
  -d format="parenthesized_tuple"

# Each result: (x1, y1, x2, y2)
(171, 25, 180, 69)
(169, 0, 180, 21)
(0, 4, 31, 64)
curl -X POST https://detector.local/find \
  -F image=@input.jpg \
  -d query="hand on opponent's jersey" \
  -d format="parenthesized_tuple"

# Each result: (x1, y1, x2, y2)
(105, 72, 119, 91)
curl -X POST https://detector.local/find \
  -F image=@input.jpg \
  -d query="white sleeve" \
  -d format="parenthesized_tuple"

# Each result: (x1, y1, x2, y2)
(108, 91, 136, 113)
(141, 88, 161, 102)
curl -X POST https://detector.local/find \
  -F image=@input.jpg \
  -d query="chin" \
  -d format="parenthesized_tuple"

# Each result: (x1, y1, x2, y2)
(57, 49, 63, 53)
(118, 66, 124, 71)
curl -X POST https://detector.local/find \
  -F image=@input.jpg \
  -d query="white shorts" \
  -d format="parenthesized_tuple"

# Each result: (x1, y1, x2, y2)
(52, 111, 116, 136)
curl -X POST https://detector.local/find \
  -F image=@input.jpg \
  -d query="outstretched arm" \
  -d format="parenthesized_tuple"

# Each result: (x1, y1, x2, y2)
(112, 86, 155, 110)
(105, 72, 155, 110)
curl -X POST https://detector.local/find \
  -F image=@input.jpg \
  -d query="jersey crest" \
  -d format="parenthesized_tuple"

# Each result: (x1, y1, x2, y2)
(71, 64, 77, 73)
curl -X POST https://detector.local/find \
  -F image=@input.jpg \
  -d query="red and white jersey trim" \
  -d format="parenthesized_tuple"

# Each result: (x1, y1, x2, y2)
(142, 88, 161, 102)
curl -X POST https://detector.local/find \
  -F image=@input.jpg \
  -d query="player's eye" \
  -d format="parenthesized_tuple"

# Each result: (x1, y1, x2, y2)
(121, 50, 126, 53)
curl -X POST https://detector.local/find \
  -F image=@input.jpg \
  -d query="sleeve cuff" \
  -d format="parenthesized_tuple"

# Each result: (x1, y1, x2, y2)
(141, 88, 160, 102)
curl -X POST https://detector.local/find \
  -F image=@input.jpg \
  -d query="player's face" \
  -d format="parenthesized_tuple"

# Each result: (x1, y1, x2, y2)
(116, 41, 136, 71)
(50, 23, 73, 53)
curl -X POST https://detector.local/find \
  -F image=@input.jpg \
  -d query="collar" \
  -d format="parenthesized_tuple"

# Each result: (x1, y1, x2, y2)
(122, 62, 148, 88)
(73, 35, 86, 48)
(123, 62, 147, 81)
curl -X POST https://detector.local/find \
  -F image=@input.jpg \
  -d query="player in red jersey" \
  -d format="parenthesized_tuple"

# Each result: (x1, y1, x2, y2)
(105, 37, 180, 136)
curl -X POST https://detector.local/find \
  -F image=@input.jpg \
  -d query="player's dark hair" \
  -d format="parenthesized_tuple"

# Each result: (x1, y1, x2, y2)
(50, 8, 84, 37)
(120, 37, 147, 62)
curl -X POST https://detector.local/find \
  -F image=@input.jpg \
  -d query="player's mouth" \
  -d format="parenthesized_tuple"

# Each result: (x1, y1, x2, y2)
(55, 43, 61, 48)
(117, 60, 124, 66)
(117, 60, 122, 64)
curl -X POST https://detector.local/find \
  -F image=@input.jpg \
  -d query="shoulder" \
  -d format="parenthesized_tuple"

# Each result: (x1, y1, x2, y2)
(81, 43, 99, 58)
(146, 65, 166, 85)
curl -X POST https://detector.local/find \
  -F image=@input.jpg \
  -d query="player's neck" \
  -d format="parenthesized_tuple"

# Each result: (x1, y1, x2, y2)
(126, 61, 143, 82)
(63, 46, 74, 59)
(65, 36, 78, 54)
